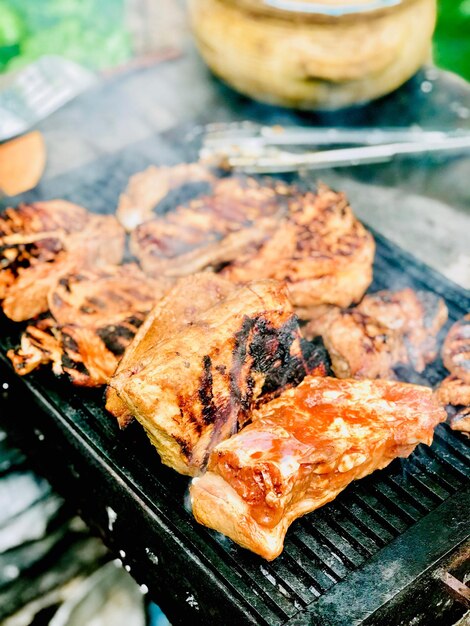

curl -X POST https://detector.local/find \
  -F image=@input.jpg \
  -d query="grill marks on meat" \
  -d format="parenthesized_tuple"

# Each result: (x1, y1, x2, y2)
(117, 163, 217, 231)
(8, 265, 165, 386)
(128, 175, 375, 315)
(0, 200, 89, 237)
(436, 314, 470, 432)
(130, 176, 290, 277)
(109, 279, 329, 476)
(190, 376, 446, 560)
(222, 185, 375, 316)
(0, 201, 125, 321)
(305, 289, 448, 379)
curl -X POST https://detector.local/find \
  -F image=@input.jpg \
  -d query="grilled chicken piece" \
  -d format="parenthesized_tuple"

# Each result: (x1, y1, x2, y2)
(0, 201, 125, 321)
(436, 315, 470, 431)
(305, 289, 448, 379)
(8, 265, 165, 386)
(130, 176, 290, 277)
(191, 376, 446, 560)
(117, 163, 216, 230)
(222, 185, 375, 316)
(109, 279, 329, 476)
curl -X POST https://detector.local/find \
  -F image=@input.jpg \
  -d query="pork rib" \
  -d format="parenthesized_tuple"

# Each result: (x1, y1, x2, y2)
(191, 376, 446, 560)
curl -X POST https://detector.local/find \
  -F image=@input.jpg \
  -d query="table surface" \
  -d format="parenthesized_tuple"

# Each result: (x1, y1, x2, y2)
(26, 21, 470, 292)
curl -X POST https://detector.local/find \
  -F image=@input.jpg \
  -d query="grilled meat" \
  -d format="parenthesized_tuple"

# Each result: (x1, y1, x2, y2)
(106, 273, 237, 427)
(0, 202, 125, 321)
(117, 163, 216, 230)
(0, 200, 89, 237)
(436, 315, 470, 430)
(222, 185, 375, 316)
(442, 314, 470, 383)
(8, 265, 165, 386)
(130, 179, 374, 315)
(437, 376, 470, 407)
(130, 176, 290, 277)
(449, 406, 470, 434)
(305, 289, 448, 379)
(109, 279, 328, 476)
(191, 376, 446, 560)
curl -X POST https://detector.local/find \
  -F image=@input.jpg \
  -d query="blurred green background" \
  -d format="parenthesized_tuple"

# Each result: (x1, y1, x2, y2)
(0, 0, 468, 79)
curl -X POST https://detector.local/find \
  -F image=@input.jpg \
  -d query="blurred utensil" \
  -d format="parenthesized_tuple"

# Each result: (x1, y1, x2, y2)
(199, 122, 470, 173)
(0, 56, 97, 142)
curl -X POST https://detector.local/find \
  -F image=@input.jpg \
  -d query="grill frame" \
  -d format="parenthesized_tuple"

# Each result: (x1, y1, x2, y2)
(0, 144, 469, 626)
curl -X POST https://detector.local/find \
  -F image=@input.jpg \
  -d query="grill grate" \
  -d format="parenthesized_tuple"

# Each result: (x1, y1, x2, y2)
(0, 138, 469, 626)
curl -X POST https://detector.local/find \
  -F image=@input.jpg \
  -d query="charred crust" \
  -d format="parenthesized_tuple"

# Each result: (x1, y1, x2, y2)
(61, 353, 89, 377)
(62, 333, 79, 353)
(96, 325, 136, 356)
(173, 435, 191, 459)
(199, 355, 217, 425)
(58, 277, 71, 292)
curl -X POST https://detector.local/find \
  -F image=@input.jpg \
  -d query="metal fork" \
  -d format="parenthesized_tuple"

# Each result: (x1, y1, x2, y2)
(0, 56, 97, 142)
(199, 122, 470, 174)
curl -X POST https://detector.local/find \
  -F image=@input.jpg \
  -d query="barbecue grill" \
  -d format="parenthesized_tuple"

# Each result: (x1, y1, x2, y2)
(0, 64, 469, 625)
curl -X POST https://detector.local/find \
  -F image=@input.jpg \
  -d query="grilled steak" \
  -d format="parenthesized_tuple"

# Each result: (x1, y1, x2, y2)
(0, 201, 125, 321)
(109, 279, 329, 476)
(8, 265, 165, 386)
(305, 289, 448, 379)
(436, 314, 470, 430)
(117, 163, 216, 230)
(191, 376, 446, 560)
(222, 184, 375, 316)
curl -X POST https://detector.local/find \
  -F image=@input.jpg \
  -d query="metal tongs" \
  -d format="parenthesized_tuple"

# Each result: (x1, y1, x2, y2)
(199, 122, 470, 174)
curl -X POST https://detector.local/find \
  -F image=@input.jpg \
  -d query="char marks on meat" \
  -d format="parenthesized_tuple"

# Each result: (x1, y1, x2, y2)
(190, 376, 446, 559)
(109, 279, 329, 475)
(0, 201, 125, 321)
(130, 176, 290, 277)
(305, 288, 448, 379)
(222, 184, 375, 316)
(8, 265, 166, 386)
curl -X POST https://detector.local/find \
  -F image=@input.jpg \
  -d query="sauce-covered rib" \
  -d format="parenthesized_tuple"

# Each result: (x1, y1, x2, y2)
(191, 376, 446, 560)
